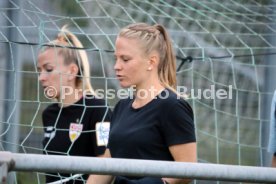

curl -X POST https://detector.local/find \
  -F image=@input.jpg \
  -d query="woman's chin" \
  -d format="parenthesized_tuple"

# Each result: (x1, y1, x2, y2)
(119, 82, 131, 88)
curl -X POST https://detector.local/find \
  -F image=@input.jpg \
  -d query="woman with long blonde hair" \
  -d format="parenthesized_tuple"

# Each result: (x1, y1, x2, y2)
(37, 26, 112, 183)
(87, 23, 196, 184)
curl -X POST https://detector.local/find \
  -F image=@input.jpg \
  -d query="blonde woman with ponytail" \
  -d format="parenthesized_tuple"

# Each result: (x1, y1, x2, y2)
(87, 23, 196, 184)
(37, 25, 112, 184)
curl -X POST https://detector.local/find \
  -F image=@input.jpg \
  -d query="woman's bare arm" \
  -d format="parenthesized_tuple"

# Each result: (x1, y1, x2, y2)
(86, 149, 115, 184)
(162, 142, 197, 184)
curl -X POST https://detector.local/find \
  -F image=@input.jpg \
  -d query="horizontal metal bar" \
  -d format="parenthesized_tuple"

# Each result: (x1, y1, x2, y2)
(1, 151, 276, 183)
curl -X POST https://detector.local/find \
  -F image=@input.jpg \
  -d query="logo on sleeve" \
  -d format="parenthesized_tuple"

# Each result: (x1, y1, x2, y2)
(69, 121, 83, 143)
(44, 126, 55, 139)
(96, 122, 110, 146)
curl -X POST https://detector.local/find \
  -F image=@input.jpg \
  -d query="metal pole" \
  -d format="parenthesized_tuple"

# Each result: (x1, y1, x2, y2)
(4, 0, 23, 183)
(4, 0, 22, 153)
(0, 152, 14, 184)
(262, 1, 276, 167)
(0, 0, 8, 140)
(1, 152, 276, 183)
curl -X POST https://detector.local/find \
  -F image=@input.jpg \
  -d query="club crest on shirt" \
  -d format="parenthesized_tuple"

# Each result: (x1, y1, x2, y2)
(69, 122, 83, 143)
(96, 122, 110, 146)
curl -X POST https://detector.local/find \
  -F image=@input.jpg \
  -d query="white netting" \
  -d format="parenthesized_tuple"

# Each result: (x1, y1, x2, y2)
(1, 0, 276, 183)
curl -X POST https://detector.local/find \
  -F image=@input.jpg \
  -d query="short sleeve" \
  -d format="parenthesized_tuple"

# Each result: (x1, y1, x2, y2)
(161, 99, 196, 146)
(94, 109, 111, 156)
(90, 101, 112, 156)
(93, 106, 112, 123)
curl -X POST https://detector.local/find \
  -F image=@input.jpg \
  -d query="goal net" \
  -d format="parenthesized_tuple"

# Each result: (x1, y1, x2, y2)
(0, 0, 276, 183)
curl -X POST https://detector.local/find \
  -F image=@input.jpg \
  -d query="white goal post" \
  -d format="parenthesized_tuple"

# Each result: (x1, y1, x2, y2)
(1, 151, 276, 184)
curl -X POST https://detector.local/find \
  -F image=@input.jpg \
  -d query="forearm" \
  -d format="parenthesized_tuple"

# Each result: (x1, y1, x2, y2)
(272, 155, 276, 167)
(163, 178, 192, 184)
(165, 143, 197, 184)
(86, 149, 114, 184)
(86, 175, 114, 184)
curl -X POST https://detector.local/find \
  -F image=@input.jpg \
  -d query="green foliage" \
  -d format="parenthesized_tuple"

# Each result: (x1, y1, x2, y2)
(17, 172, 45, 184)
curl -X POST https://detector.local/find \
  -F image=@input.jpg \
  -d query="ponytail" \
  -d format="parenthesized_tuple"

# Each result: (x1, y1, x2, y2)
(41, 25, 95, 95)
(154, 24, 176, 91)
(58, 25, 94, 95)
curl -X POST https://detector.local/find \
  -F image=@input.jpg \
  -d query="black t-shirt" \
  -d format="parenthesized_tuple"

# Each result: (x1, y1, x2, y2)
(42, 95, 112, 183)
(108, 89, 196, 162)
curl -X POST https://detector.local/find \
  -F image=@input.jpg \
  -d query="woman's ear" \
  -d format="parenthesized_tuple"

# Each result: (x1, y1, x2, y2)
(68, 63, 79, 80)
(148, 52, 159, 71)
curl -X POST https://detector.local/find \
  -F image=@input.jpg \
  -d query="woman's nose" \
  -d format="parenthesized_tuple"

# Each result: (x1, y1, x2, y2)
(38, 72, 47, 82)
(114, 60, 122, 71)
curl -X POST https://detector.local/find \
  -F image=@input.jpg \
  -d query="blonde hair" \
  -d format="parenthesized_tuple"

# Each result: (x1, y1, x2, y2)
(40, 25, 94, 95)
(118, 23, 177, 91)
